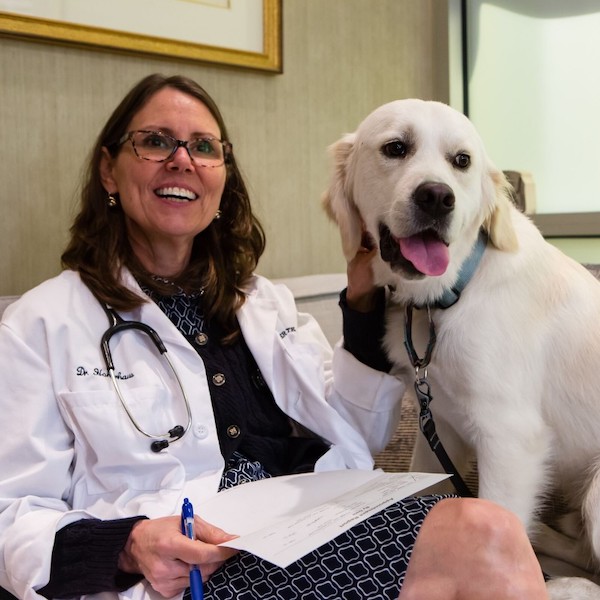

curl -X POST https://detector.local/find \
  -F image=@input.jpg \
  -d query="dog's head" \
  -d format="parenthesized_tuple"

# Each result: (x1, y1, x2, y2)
(322, 99, 518, 300)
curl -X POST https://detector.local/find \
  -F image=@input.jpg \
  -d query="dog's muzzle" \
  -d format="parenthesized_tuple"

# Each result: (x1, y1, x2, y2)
(379, 182, 453, 278)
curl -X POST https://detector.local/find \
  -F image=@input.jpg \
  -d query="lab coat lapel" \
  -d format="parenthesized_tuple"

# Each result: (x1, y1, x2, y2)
(237, 292, 277, 391)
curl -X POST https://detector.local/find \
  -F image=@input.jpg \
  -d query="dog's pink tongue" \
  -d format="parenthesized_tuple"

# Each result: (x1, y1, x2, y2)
(399, 234, 449, 276)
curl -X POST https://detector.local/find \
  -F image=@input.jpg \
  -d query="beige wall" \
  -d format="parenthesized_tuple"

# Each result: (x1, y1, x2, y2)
(0, 0, 449, 296)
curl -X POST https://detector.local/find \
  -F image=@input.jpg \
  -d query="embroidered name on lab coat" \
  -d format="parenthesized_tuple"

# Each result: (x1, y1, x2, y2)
(279, 327, 296, 339)
(76, 366, 134, 379)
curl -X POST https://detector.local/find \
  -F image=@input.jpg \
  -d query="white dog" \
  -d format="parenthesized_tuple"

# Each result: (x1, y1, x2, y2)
(322, 99, 600, 598)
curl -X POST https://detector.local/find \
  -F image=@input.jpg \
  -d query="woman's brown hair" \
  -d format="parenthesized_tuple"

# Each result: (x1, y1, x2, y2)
(61, 73, 265, 341)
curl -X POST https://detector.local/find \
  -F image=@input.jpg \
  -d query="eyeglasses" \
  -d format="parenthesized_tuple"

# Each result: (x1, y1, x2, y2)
(118, 130, 232, 167)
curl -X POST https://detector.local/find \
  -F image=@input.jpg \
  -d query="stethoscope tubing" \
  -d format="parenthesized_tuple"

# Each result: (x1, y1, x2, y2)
(101, 319, 167, 371)
(98, 300, 193, 449)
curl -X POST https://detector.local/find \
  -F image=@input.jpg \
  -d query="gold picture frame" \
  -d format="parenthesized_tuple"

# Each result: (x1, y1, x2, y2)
(0, 0, 282, 73)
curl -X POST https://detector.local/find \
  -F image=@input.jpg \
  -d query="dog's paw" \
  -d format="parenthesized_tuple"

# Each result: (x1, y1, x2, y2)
(546, 576, 600, 599)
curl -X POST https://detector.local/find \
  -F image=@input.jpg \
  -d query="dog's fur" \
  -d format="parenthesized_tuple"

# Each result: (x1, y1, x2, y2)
(323, 99, 600, 598)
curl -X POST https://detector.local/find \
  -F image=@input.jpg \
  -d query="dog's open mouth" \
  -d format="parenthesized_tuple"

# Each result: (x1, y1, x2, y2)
(379, 223, 449, 277)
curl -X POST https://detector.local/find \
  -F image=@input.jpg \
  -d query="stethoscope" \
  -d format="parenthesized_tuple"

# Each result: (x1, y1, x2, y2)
(99, 301, 192, 452)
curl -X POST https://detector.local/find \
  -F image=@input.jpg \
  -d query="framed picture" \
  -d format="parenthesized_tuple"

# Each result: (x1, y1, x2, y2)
(0, 0, 282, 72)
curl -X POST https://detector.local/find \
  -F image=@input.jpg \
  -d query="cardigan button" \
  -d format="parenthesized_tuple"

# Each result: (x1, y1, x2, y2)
(226, 424, 241, 438)
(212, 373, 226, 386)
(195, 332, 209, 346)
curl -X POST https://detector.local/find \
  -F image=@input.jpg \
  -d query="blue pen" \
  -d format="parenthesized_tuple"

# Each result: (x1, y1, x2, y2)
(181, 497, 204, 600)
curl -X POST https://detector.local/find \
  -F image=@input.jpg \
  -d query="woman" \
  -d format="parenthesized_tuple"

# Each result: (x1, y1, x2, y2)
(0, 74, 547, 600)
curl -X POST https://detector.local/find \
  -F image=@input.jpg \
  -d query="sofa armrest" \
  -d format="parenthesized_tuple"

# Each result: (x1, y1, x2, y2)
(0, 295, 20, 319)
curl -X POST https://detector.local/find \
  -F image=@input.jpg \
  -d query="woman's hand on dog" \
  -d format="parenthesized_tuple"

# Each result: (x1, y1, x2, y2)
(346, 229, 379, 312)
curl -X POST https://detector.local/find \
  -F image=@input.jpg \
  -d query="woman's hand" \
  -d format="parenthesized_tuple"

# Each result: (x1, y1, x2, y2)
(118, 515, 238, 598)
(346, 229, 379, 312)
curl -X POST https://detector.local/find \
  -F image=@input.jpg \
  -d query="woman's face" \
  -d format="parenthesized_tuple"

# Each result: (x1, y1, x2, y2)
(100, 87, 227, 268)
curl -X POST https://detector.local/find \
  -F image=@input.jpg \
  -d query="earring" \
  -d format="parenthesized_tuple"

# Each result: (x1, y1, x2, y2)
(107, 194, 117, 207)
(214, 209, 221, 220)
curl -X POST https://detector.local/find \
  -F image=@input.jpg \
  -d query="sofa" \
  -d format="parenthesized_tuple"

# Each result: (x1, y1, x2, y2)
(5, 267, 600, 477)
(2, 265, 600, 587)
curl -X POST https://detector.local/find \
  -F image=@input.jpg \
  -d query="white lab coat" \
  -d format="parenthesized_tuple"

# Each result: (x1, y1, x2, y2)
(0, 269, 404, 599)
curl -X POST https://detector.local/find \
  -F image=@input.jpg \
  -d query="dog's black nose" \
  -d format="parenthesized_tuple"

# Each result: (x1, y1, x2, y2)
(414, 182, 455, 217)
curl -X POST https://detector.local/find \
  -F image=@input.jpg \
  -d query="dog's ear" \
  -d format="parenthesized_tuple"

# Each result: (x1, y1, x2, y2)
(484, 169, 519, 252)
(321, 133, 363, 260)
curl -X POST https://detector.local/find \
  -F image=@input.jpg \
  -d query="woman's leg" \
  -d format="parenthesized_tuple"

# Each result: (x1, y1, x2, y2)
(399, 497, 548, 600)
(204, 495, 444, 599)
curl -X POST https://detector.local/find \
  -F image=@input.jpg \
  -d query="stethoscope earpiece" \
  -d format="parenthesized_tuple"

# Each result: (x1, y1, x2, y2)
(169, 425, 185, 439)
(151, 439, 170, 453)
(150, 425, 187, 453)
(150, 425, 186, 453)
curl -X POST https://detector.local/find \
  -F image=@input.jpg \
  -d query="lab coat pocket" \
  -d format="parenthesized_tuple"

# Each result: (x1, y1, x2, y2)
(59, 386, 183, 495)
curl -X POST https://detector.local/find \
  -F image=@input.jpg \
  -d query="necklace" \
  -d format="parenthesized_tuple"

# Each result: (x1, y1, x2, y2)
(149, 274, 205, 297)
(150, 274, 178, 286)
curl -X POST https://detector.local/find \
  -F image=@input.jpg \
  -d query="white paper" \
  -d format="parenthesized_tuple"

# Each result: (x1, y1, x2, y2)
(199, 469, 449, 568)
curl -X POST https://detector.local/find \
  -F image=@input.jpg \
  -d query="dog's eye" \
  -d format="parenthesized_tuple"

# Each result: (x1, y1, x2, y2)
(454, 153, 470, 169)
(382, 141, 408, 159)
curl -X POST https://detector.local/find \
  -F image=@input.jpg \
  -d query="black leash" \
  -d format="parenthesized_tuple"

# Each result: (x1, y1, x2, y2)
(404, 303, 474, 498)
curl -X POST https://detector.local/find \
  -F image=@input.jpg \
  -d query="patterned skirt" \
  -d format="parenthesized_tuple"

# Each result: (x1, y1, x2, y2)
(192, 453, 446, 600)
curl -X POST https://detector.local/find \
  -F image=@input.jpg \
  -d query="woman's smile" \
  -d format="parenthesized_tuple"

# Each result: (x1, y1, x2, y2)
(154, 186, 198, 202)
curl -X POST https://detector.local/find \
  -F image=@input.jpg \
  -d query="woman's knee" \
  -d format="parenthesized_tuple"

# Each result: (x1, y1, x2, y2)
(417, 496, 538, 576)
(403, 498, 546, 599)
(432, 497, 526, 546)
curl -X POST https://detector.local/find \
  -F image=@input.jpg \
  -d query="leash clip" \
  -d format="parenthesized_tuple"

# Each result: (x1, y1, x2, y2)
(404, 303, 436, 378)
(414, 377, 432, 411)
(414, 378, 439, 448)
